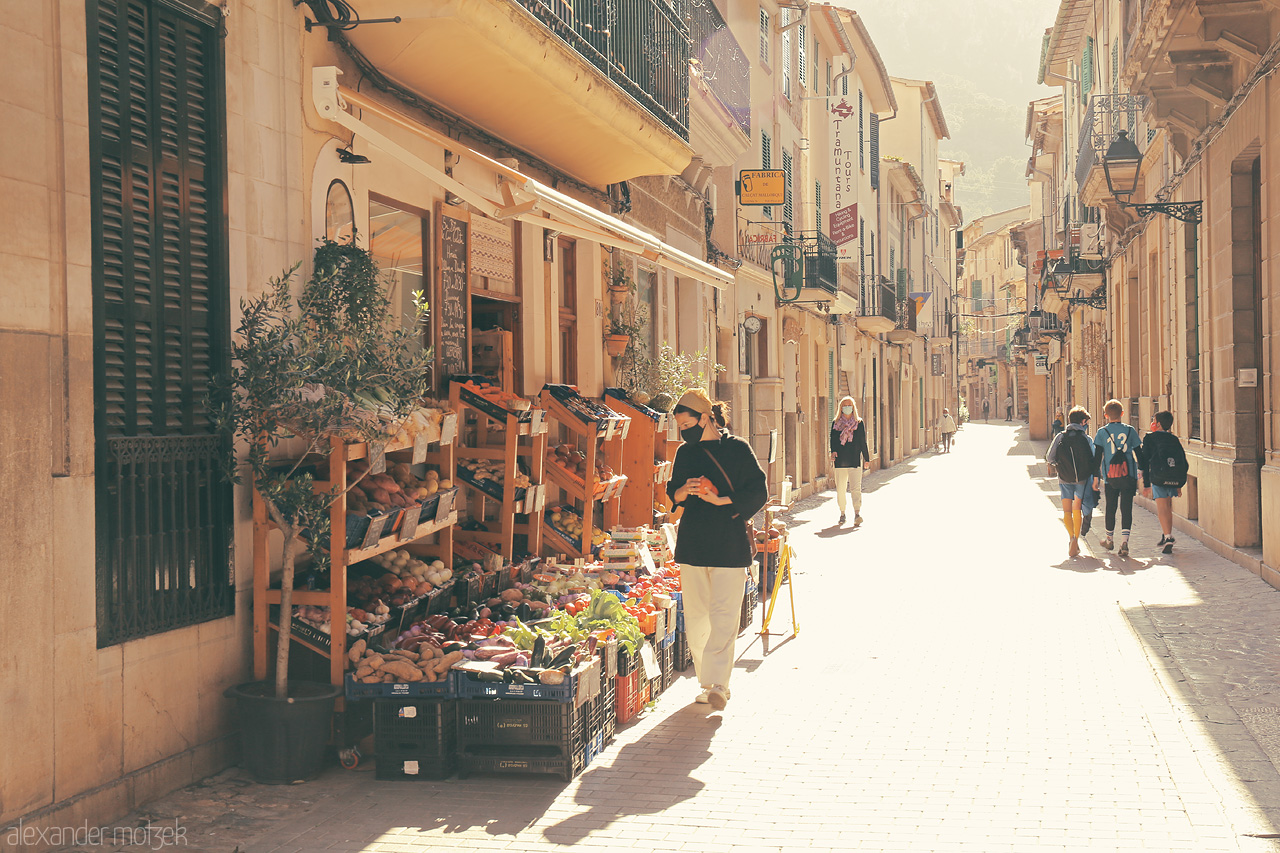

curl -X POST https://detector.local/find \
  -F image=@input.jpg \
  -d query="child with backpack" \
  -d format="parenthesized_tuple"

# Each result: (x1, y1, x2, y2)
(1092, 399, 1146, 557)
(1046, 406, 1095, 557)
(1140, 410, 1189, 554)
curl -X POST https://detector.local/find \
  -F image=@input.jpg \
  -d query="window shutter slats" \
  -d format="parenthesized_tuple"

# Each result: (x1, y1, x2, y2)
(870, 113, 880, 189)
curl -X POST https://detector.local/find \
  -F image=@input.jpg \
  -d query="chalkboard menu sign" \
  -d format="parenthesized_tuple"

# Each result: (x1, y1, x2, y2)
(436, 205, 470, 386)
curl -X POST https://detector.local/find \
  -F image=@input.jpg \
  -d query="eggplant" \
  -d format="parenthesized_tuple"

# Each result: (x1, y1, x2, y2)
(475, 669, 503, 682)
(548, 645, 576, 669)
(532, 635, 546, 668)
(516, 602, 532, 622)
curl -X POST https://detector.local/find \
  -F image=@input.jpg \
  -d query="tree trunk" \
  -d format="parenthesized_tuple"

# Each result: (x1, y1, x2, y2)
(275, 522, 296, 700)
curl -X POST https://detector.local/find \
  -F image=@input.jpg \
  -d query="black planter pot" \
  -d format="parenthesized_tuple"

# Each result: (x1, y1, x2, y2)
(224, 680, 341, 784)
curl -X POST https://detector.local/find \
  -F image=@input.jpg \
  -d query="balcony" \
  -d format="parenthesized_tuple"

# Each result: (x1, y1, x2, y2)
(342, 0, 694, 187)
(1076, 93, 1149, 207)
(678, 0, 751, 166)
(856, 277, 897, 334)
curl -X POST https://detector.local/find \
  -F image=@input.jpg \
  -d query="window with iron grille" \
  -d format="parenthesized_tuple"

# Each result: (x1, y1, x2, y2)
(815, 181, 821, 232)
(869, 113, 880, 189)
(88, 0, 234, 647)
(759, 7, 769, 65)
(762, 130, 772, 218)
(1111, 41, 1119, 92)
(826, 60, 831, 96)
(842, 66, 848, 95)
(782, 150, 793, 227)
(798, 24, 807, 90)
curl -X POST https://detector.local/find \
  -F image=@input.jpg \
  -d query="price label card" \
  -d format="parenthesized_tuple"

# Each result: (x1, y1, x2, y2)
(604, 419, 616, 440)
(638, 546, 657, 576)
(398, 505, 421, 541)
(530, 409, 544, 433)
(639, 641, 658, 680)
(412, 432, 429, 465)
(440, 411, 458, 445)
(435, 488, 455, 520)
(369, 443, 387, 474)
(361, 513, 389, 549)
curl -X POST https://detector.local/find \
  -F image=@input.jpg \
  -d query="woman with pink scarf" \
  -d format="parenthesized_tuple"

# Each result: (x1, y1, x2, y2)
(829, 395, 871, 524)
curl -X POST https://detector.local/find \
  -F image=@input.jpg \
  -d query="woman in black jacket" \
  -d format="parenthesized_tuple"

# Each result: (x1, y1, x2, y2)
(829, 395, 870, 524)
(667, 388, 768, 711)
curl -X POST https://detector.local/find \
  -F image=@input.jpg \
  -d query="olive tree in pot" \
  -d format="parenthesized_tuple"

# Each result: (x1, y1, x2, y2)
(211, 240, 432, 783)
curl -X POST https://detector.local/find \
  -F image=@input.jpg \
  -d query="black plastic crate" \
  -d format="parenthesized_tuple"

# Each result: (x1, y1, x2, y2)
(376, 749, 456, 781)
(373, 698, 456, 755)
(456, 698, 586, 756)
(660, 641, 676, 692)
(738, 582, 758, 635)
(373, 698, 457, 782)
(673, 631, 692, 672)
(457, 744, 584, 782)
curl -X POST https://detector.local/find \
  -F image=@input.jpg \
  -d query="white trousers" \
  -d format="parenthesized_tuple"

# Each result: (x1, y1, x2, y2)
(833, 466, 863, 514)
(680, 564, 748, 689)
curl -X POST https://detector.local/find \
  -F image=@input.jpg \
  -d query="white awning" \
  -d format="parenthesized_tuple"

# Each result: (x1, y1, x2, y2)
(313, 67, 731, 290)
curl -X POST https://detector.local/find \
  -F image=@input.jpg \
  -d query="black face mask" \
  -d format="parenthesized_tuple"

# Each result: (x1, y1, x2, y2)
(680, 424, 705, 444)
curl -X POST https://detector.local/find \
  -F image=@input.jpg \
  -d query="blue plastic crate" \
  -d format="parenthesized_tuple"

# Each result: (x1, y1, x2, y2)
(657, 629, 675, 650)
(453, 657, 600, 705)
(345, 671, 455, 700)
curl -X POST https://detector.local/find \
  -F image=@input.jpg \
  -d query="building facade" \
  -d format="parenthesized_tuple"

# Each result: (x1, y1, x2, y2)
(1034, 0, 1279, 580)
(0, 1, 966, 844)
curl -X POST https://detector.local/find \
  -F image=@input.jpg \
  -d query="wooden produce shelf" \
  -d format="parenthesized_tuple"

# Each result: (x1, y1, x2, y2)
(450, 379, 547, 558)
(538, 386, 630, 557)
(252, 425, 459, 705)
(603, 389, 678, 527)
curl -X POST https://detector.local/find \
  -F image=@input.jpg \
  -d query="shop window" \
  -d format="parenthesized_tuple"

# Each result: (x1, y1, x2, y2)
(88, 0, 233, 647)
(369, 196, 429, 352)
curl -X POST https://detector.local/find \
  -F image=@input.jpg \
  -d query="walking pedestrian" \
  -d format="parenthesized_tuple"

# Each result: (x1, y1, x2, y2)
(829, 395, 870, 523)
(668, 388, 768, 711)
(1140, 410, 1189, 554)
(1004, 392, 1014, 421)
(1093, 399, 1145, 557)
(940, 408, 957, 453)
(1045, 406, 1094, 557)
(982, 398, 991, 422)
(1051, 410, 1065, 437)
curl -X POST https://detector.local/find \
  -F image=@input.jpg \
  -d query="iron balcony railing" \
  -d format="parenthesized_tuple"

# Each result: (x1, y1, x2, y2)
(676, 0, 750, 136)
(517, 0, 692, 140)
(1076, 92, 1149, 189)
(860, 276, 897, 323)
(801, 231, 838, 293)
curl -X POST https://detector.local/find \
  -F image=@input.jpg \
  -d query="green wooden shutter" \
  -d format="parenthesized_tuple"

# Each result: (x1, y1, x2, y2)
(869, 113, 880, 189)
(89, 0, 233, 647)
(858, 90, 865, 170)
(782, 150, 793, 227)
(973, 279, 983, 306)
(761, 130, 772, 218)
(1081, 37, 1095, 102)
(896, 268, 908, 300)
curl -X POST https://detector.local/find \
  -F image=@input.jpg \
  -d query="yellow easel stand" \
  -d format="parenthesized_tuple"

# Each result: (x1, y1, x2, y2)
(758, 542, 798, 637)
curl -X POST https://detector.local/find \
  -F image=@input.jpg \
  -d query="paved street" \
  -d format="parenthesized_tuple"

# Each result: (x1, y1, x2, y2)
(69, 422, 1280, 853)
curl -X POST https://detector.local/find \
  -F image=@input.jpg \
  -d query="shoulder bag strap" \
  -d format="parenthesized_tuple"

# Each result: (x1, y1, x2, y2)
(701, 446, 734, 492)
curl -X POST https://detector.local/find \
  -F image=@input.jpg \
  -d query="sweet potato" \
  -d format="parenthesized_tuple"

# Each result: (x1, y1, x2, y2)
(388, 649, 419, 662)
(359, 673, 382, 683)
(381, 659, 423, 682)
(364, 653, 385, 670)
(354, 664, 374, 679)
(347, 638, 367, 663)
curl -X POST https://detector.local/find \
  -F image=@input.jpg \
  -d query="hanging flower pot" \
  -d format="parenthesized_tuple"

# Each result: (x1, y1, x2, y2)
(605, 334, 630, 358)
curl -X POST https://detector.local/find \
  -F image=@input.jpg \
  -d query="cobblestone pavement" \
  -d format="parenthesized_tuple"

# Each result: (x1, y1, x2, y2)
(58, 423, 1280, 852)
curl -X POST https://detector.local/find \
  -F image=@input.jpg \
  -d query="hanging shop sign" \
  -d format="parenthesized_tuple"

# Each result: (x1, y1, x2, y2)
(1034, 353, 1049, 375)
(737, 170, 786, 206)
(829, 96, 859, 258)
(470, 214, 514, 282)
(907, 291, 932, 316)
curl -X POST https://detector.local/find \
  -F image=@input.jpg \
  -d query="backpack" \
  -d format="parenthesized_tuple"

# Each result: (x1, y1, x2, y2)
(1101, 425, 1136, 486)
(1053, 429, 1094, 483)
(1146, 433, 1189, 487)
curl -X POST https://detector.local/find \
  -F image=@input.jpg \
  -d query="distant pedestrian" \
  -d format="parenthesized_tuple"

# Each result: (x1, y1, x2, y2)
(940, 408, 957, 452)
(829, 395, 870, 524)
(1140, 410, 1189, 554)
(1093, 399, 1145, 557)
(982, 398, 991, 421)
(1046, 406, 1094, 557)
(1005, 393, 1014, 421)
(1051, 411, 1064, 437)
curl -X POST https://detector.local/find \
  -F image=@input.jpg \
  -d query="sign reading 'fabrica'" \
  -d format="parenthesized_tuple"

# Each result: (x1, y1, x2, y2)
(829, 95, 860, 258)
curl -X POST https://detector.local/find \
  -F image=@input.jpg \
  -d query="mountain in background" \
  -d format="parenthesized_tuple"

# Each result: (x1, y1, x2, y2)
(841, 0, 1060, 221)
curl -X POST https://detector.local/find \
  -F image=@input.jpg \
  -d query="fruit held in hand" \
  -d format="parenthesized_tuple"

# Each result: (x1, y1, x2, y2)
(699, 476, 718, 496)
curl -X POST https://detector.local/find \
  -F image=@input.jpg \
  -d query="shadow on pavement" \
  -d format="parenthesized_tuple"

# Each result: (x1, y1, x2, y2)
(543, 713, 722, 846)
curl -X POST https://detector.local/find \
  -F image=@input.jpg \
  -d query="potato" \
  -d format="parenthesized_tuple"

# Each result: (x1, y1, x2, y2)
(347, 638, 367, 663)
(381, 659, 424, 682)
(354, 664, 374, 678)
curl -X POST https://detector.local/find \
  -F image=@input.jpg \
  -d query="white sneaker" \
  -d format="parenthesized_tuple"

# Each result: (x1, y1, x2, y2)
(707, 685, 729, 710)
(695, 688, 711, 704)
